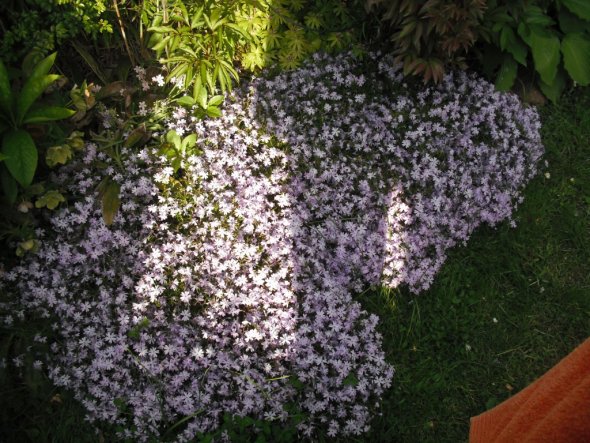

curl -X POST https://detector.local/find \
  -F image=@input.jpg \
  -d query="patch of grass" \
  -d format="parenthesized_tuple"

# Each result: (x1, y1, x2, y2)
(355, 87, 590, 443)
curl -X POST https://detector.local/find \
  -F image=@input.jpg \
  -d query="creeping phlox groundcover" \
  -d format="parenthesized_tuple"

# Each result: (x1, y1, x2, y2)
(1, 53, 543, 441)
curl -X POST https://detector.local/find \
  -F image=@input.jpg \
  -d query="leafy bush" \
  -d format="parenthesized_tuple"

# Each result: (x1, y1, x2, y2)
(365, 0, 487, 82)
(0, 51, 543, 441)
(479, 0, 590, 101)
(145, 0, 369, 108)
(0, 0, 113, 65)
(0, 52, 74, 203)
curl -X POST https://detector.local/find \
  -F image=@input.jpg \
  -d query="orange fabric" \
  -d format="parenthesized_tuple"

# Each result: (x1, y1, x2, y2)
(470, 337, 590, 443)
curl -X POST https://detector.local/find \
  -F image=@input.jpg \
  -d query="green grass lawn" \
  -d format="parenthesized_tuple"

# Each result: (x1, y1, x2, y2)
(355, 87, 590, 443)
(1, 88, 589, 442)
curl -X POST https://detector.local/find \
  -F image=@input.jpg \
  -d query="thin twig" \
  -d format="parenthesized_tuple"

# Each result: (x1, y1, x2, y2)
(113, 0, 136, 67)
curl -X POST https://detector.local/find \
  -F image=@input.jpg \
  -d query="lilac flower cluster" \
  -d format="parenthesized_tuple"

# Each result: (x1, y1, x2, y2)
(249, 52, 543, 293)
(1, 52, 542, 441)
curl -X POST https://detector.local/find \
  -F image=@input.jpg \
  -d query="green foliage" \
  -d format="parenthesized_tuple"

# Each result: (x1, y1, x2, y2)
(158, 129, 200, 173)
(365, 0, 487, 83)
(185, 407, 303, 443)
(0, 0, 114, 64)
(145, 0, 369, 108)
(0, 52, 74, 199)
(34, 189, 65, 210)
(479, 0, 590, 101)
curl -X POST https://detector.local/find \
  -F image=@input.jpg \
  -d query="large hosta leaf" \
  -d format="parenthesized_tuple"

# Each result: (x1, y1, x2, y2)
(539, 69, 566, 102)
(563, 0, 590, 20)
(562, 33, 590, 86)
(529, 27, 561, 84)
(495, 55, 518, 91)
(1, 129, 37, 186)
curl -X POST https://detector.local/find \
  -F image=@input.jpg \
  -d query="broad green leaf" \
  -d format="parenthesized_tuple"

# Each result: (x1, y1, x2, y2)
(523, 5, 555, 26)
(207, 95, 224, 107)
(2, 129, 37, 186)
(206, 105, 222, 118)
(23, 105, 75, 124)
(16, 74, 61, 124)
(559, 10, 590, 34)
(495, 55, 518, 91)
(0, 165, 17, 203)
(563, 0, 590, 20)
(500, 26, 528, 66)
(562, 33, 590, 85)
(152, 36, 171, 52)
(35, 190, 65, 210)
(539, 69, 566, 102)
(529, 27, 561, 84)
(176, 96, 196, 107)
(0, 152, 7, 161)
(517, 23, 532, 46)
(0, 60, 13, 118)
(46, 144, 72, 167)
(101, 181, 120, 226)
(166, 130, 182, 150)
(197, 83, 208, 109)
(181, 134, 196, 153)
(28, 52, 56, 81)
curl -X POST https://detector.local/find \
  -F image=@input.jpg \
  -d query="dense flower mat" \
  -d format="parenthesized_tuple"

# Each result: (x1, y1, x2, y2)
(1, 53, 543, 441)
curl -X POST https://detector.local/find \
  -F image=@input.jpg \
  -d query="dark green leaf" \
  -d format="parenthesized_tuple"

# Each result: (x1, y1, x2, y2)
(343, 373, 359, 386)
(1, 164, 17, 203)
(495, 55, 518, 91)
(562, 32, 590, 85)
(500, 26, 528, 66)
(523, 5, 555, 26)
(559, 10, 590, 34)
(563, 0, 590, 20)
(2, 129, 37, 186)
(16, 74, 61, 124)
(23, 105, 75, 124)
(0, 60, 13, 118)
(539, 69, 566, 102)
(517, 23, 532, 46)
(529, 26, 561, 84)
(30, 52, 56, 78)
